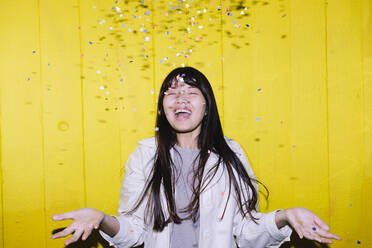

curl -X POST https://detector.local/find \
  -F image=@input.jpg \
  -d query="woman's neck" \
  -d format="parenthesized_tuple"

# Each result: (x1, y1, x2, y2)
(176, 132, 199, 149)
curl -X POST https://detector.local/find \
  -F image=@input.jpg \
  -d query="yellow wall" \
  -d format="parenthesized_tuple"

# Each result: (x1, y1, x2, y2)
(0, 0, 371, 247)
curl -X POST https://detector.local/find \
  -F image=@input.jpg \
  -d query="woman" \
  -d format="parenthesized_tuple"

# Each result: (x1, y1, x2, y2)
(52, 67, 340, 247)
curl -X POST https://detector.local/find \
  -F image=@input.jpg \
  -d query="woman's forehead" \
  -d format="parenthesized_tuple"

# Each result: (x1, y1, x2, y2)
(169, 79, 195, 89)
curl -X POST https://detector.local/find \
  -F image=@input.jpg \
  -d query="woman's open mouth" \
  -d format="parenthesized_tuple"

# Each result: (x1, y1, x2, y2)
(174, 108, 192, 120)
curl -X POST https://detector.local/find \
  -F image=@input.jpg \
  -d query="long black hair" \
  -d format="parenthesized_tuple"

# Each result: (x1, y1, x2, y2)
(130, 67, 264, 231)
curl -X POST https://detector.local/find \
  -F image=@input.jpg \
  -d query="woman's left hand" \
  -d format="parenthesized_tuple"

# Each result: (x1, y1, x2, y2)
(275, 207, 341, 244)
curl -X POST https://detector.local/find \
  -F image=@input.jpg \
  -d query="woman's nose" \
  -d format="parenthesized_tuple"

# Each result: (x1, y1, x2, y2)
(176, 91, 189, 103)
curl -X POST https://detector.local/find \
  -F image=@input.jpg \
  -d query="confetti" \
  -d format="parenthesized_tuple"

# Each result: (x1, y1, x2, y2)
(256, 117, 260, 122)
(32, 50, 36, 54)
(155, 127, 159, 131)
(89, 41, 93, 45)
(257, 88, 261, 91)
(145, 36, 150, 41)
(312, 227, 316, 231)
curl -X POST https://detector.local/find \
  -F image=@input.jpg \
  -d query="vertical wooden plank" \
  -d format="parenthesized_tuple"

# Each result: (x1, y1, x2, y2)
(0, 0, 46, 247)
(223, 0, 294, 211)
(222, 0, 260, 166)
(38, 0, 86, 246)
(0, 57, 3, 248)
(362, 0, 372, 245)
(153, 0, 188, 102)
(79, 0, 122, 218)
(327, 0, 365, 246)
(0, 48, 3, 248)
(0, 109, 2, 248)
(186, 0, 223, 126)
(288, 0, 329, 218)
(116, 0, 155, 171)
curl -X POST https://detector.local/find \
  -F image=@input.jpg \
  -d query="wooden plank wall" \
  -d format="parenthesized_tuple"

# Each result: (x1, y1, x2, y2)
(0, 0, 371, 247)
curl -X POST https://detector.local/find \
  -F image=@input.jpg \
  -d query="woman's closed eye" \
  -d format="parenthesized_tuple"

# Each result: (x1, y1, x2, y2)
(165, 91, 175, 96)
(188, 91, 199, 95)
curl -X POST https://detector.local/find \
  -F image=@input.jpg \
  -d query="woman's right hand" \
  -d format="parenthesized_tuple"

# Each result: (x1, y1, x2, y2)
(51, 208, 105, 246)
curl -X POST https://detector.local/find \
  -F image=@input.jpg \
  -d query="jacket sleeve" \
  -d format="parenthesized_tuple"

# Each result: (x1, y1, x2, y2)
(100, 145, 150, 248)
(229, 139, 292, 247)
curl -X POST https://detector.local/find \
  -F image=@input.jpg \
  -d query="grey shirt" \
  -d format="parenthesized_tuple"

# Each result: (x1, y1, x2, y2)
(171, 144, 200, 248)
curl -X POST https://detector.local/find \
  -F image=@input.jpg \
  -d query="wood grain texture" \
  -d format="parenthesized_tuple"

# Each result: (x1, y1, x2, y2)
(0, 0, 370, 247)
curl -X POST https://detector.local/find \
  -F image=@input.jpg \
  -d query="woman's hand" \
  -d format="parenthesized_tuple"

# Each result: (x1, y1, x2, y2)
(51, 208, 105, 246)
(275, 207, 341, 244)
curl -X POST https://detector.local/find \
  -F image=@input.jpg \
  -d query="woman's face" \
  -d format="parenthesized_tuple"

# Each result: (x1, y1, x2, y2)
(162, 75, 206, 134)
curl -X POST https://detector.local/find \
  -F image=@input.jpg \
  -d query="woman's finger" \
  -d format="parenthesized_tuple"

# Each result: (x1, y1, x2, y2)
(313, 215, 330, 231)
(304, 226, 341, 244)
(314, 227, 341, 240)
(82, 224, 94, 240)
(291, 223, 304, 239)
(302, 228, 323, 243)
(51, 226, 74, 239)
(65, 228, 84, 246)
(52, 211, 75, 221)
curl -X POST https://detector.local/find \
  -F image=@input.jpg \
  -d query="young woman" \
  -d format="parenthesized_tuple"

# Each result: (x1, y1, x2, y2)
(52, 67, 340, 247)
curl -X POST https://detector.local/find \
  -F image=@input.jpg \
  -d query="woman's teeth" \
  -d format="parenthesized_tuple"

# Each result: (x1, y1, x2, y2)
(175, 109, 191, 114)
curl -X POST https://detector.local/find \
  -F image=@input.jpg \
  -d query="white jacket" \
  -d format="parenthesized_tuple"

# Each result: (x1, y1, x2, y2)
(101, 137, 292, 248)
